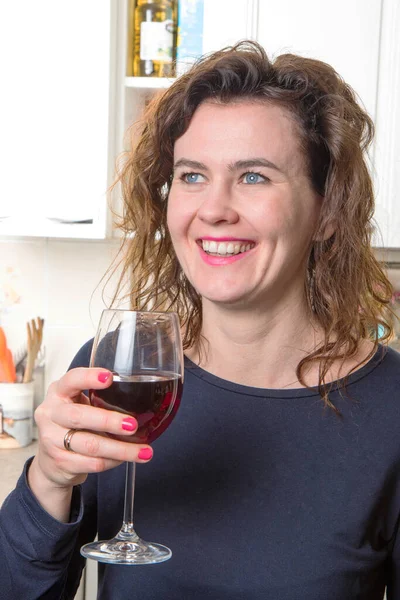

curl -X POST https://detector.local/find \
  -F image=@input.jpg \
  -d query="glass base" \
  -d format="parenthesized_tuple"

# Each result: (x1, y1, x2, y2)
(81, 532, 172, 565)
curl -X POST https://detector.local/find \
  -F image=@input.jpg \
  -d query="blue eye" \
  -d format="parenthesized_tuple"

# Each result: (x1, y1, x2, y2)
(182, 172, 205, 184)
(243, 172, 266, 184)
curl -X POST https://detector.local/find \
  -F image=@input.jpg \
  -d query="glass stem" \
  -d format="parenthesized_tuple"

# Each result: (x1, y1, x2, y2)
(119, 461, 138, 538)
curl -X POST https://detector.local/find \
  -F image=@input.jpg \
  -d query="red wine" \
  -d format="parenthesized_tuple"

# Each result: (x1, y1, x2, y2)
(90, 373, 182, 443)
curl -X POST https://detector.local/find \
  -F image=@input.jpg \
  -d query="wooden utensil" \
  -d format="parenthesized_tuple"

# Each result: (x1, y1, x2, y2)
(23, 317, 44, 383)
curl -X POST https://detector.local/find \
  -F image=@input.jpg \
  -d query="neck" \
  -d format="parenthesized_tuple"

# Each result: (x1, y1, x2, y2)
(188, 296, 324, 389)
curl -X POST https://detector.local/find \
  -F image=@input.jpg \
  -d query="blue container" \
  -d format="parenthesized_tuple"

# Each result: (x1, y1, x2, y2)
(176, 0, 204, 76)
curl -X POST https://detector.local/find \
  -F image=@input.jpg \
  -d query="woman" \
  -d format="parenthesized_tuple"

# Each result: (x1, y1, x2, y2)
(1, 41, 399, 599)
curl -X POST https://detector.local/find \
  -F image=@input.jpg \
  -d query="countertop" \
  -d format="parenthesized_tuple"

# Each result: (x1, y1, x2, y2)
(0, 441, 38, 506)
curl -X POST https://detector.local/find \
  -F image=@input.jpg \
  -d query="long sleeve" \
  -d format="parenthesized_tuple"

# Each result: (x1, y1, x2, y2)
(0, 459, 98, 599)
(0, 339, 97, 599)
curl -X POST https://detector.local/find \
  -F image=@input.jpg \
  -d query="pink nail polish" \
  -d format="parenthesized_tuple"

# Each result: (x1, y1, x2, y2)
(138, 448, 153, 460)
(122, 417, 137, 432)
(98, 372, 110, 383)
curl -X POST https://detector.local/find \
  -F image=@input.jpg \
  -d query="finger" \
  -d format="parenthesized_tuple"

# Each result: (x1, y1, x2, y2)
(61, 429, 153, 464)
(53, 403, 139, 436)
(52, 446, 125, 478)
(34, 391, 90, 429)
(54, 367, 113, 400)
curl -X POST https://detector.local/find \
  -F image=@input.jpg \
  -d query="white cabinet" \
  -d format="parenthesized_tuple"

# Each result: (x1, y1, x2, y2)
(0, 1, 114, 239)
(257, 0, 381, 120)
(373, 0, 400, 248)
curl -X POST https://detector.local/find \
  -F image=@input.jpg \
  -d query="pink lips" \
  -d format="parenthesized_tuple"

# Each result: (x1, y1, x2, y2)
(200, 237, 253, 243)
(198, 239, 254, 266)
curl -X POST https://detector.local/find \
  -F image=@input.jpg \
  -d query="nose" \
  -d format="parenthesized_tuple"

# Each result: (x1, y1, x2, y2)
(197, 181, 239, 225)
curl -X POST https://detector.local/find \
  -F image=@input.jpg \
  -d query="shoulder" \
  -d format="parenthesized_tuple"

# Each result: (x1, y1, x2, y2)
(338, 340, 400, 385)
(375, 345, 400, 381)
(348, 345, 400, 416)
(349, 344, 400, 387)
(373, 344, 400, 375)
(349, 346, 400, 448)
(68, 338, 94, 370)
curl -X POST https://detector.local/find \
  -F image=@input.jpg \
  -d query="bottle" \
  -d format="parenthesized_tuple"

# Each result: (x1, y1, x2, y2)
(133, 0, 177, 77)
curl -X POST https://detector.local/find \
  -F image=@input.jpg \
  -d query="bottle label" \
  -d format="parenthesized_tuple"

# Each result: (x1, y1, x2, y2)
(140, 21, 173, 62)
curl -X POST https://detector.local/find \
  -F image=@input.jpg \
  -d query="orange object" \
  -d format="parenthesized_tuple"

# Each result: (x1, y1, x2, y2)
(0, 362, 7, 382)
(0, 326, 16, 383)
(0, 327, 8, 382)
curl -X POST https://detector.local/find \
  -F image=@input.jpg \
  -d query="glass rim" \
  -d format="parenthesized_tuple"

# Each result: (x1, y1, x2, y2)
(100, 309, 179, 317)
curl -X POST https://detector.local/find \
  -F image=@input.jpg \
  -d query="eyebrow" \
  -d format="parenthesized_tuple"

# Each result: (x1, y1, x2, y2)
(173, 157, 284, 173)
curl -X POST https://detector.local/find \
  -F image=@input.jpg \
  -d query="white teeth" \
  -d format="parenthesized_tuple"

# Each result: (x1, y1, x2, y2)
(201, 240, 254, 255)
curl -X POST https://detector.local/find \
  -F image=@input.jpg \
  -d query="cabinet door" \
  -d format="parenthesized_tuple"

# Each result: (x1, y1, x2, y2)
(373, 0, 400, 248)
(0, 1, 112, 238)
(256, 0, 381, 120)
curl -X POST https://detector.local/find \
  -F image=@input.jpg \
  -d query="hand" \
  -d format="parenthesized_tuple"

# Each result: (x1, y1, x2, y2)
(28, 368, 153, 521)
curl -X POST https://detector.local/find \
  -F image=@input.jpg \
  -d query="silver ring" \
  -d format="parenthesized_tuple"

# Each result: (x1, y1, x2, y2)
(63, 428, 78, 452)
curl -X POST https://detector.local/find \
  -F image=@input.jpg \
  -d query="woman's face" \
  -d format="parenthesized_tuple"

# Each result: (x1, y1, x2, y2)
(167, 100, 322, 310)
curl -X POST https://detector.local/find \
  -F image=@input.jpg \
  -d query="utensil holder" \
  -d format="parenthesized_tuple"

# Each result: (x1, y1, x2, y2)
(0, 382, 35, 448)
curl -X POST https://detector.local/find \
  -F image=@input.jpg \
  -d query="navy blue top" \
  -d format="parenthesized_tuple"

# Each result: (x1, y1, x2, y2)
(1, 341, 400, 599)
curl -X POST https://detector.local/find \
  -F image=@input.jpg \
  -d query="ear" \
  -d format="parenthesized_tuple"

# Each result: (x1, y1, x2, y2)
(313, 220, 336, 242)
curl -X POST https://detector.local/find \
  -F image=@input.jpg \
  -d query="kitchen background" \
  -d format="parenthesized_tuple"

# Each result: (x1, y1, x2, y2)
(1, 0, 399, 598)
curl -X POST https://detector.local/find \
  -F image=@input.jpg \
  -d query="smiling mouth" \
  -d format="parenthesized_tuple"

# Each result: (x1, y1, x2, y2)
(199, 240, 255, 256)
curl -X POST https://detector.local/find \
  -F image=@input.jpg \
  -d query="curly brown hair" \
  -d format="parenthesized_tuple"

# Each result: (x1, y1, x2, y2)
(111, 40, 393, 407)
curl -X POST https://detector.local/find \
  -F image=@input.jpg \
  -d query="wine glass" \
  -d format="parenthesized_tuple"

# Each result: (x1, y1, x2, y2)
(80, 309, 184, 565)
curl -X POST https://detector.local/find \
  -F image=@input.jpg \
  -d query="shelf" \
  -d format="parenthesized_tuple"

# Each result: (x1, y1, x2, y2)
(125, 76, 175, 89)
(0, 217, 107, 240)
